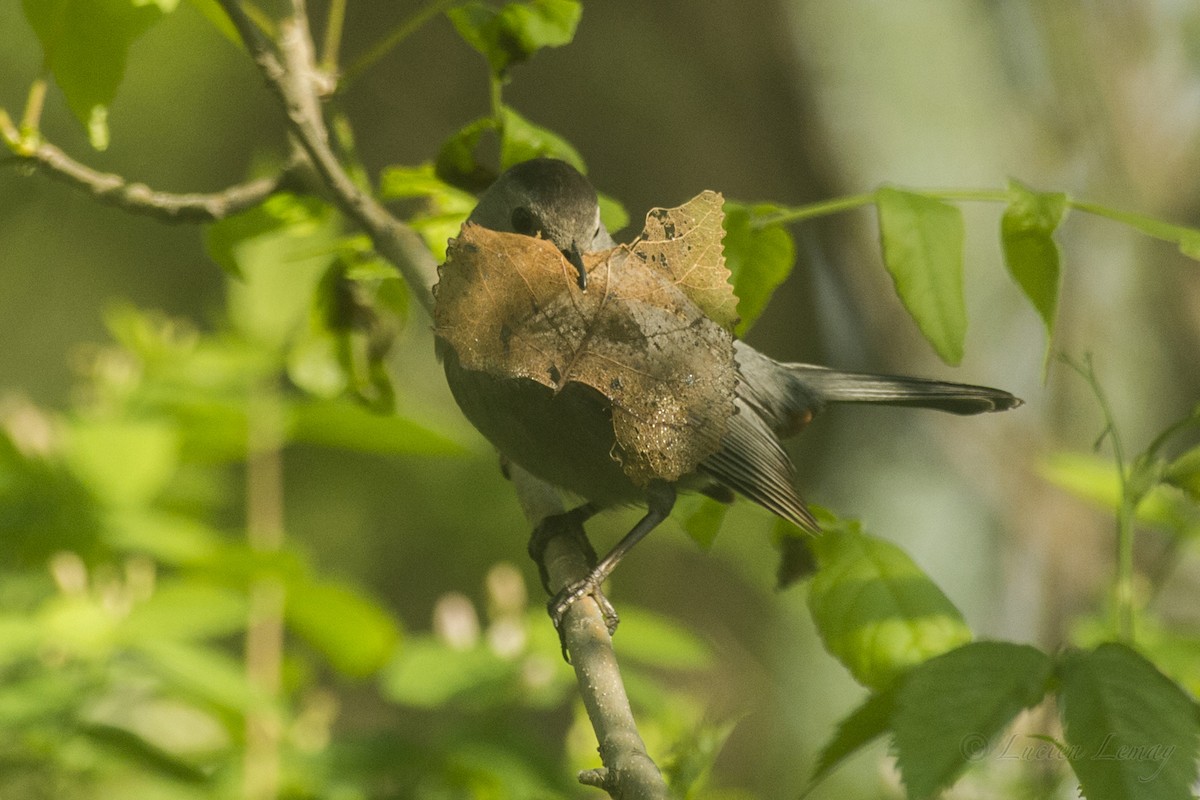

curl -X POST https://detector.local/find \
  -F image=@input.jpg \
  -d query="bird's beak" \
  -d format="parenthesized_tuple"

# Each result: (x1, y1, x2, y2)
(564, 244, 587, 291)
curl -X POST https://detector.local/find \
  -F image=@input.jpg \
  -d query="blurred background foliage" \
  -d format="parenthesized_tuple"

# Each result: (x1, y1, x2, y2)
(2, 1, 1200, 798)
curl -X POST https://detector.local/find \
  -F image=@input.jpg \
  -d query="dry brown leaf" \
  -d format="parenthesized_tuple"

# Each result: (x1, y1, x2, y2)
(435, 191, 738, 485)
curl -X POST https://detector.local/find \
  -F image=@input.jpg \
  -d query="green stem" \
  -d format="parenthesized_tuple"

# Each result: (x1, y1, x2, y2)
(339, 0, 459, 89)
(1061, 353, 1135, 642)
(1068, 199, 1197, 247)
(320, 0, 347, 73)
(750, 192, 876, 228)
(21, 77, 48, 134)
(488, 73, 504, 119)
(750, 187, 1011, 229)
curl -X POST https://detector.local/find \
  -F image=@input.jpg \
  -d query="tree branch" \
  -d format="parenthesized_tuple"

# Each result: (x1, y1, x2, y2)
(215, 0, 438, 315)
(0, 111, 303, 223)
(509, 465, 670, 800)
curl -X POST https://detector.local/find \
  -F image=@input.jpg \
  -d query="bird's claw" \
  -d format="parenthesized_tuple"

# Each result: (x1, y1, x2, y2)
(548, 578, 619, 661)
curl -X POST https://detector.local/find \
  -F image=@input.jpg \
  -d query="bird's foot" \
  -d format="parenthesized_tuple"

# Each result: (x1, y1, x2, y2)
(548, 576, 619, 661)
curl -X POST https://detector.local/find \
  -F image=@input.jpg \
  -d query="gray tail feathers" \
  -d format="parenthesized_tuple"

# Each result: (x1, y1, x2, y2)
(790, 365, 1022, 415)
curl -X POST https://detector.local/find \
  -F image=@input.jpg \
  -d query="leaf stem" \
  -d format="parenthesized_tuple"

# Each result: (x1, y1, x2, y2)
(21, 76, 48, 134)
(320, 0, 347, 73)
(339, 0, 459, 89)
(1061, 353, 1135, 642)
(750, 192, 876, 228)
(1068, 199, 1198, 247)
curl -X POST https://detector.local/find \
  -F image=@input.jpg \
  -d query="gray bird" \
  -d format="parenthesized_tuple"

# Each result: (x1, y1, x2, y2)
(438, 157, 1020, 626)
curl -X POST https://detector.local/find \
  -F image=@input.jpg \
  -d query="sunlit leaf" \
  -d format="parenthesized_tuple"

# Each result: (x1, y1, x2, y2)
(499, 105, 586, 173)
(1040, 452, 1200, 535)
(122, 580, 246, 641)
(65, 416, 179, 508)
(722, 202, 796, 335)
(875, 187, 966, 365)
(447, 0, 581, 76)
(807, 520, 972, 690)
(597, 192, 629, 236)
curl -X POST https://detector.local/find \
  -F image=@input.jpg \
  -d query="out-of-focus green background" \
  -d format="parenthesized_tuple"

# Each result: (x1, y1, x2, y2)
(3, 1, 1199, 796)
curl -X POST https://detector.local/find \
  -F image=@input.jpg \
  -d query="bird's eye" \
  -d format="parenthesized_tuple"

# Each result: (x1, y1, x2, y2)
(510, 206, 539, 236)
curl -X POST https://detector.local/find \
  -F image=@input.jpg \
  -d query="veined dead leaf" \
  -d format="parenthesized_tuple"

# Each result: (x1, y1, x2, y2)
(434, 191, 738, 485)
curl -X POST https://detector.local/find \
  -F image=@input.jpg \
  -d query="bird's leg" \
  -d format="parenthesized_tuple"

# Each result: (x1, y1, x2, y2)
(527, 501, 599, 595)
(548, 482, 676, 636)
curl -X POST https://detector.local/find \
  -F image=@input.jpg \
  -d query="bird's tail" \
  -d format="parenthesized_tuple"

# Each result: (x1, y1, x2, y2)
(788, 365, 1022, 415)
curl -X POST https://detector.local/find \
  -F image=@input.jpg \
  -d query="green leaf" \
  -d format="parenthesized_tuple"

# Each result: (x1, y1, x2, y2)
(807, 521, 973, 690)
(65, 416, 179, 507)
(892, 642, 1053, 799)
(379, 163, 476, 258)
(722, 202, 796, 335)
(1040, 452, 1200, 535)
(673, 495, 728, 550)
(287, 399, 465, 455)
(21, 0, 170, 149)
(103, 510, 222, 565)
(1165, 443, 1200, 500)
(1001, 179, 1066, 339)
(447, 0, 581, 76)
(0, 614, 44, 667)
(286, 330, 347, 398)
(80, 722, 212, 784)
(875, 187, 967, 365)
(809, 686, 896, 790)
(122, 580, 247, 641)
(286, 579, 401, 677)
(381, 637, 515, 708)
(183, 0, 238, 44)
(662, 716, 740, 798)
(498, 105, 586, 173)
(435, 116, 499, 191)
(1057, 643, 1200, 800)
(0, 432, 104, 564)
(597, 192, 629, 236)
(379, 163, 477, 213)
(136, 638, 261, 712)
(206, 193, 342, 348)
(610, 607, 712, 670)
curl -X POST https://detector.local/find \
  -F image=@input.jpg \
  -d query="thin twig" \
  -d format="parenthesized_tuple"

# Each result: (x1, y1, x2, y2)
(320, 0, 347, 73)
(339, 0, 459, 90)
(1, 128, 303, 222)
(509, 465, 670, 800)
(21, 77, 48, 133)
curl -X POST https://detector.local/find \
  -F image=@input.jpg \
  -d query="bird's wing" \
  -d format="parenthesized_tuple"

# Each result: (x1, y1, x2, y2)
(698, 390, 818, 533)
